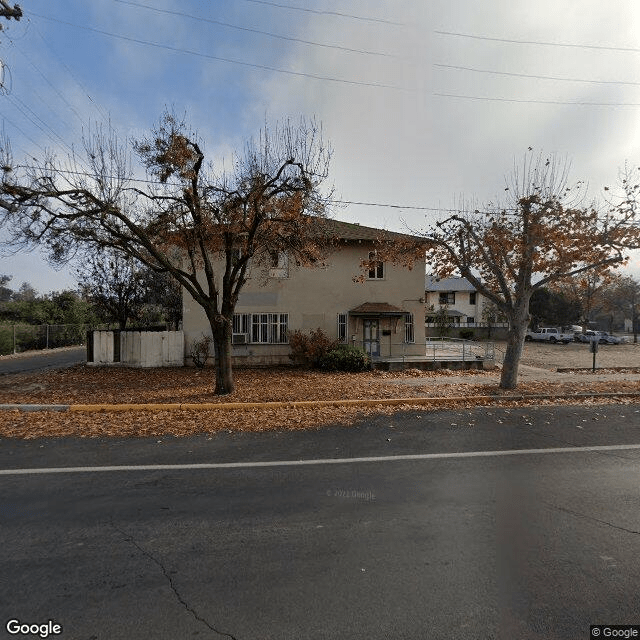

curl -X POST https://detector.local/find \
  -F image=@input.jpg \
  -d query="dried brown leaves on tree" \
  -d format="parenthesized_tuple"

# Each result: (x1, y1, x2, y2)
(0, 112, 334, 396)
(419, 151, 640, 389)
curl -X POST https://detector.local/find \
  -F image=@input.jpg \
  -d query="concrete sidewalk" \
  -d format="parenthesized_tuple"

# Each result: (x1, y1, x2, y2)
(2, 389, 640, 412)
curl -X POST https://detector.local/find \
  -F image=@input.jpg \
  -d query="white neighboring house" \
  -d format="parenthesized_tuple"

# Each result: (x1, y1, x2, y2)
(425, 276, 488, 327)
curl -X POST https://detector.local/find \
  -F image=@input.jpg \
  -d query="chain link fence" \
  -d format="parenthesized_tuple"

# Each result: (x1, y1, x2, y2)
(0, 324, 90, 356)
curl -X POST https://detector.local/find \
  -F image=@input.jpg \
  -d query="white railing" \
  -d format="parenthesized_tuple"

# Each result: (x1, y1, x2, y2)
(349, 338, 495, 362)
(425, 337, 495, 361)
(424, 321, 509, 328)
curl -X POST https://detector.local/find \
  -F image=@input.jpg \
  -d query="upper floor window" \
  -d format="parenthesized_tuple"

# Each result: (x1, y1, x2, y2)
(439, 291, 455, 305)
(469, 292, 477, 305)
(269, 251, 289, 278)
(367, 251, 384, 280)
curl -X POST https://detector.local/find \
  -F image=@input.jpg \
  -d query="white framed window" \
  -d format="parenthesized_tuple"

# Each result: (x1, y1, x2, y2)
(268, 251, 289, 278)
(367, 251, 384, 280)
(235, 312, 288, 344)
(233, 313, 250, 335)
(337, 313, 348, 343)
(439, 292, 455, 305)
(404, 313, 415, 343)
(469, 292, 477, 305)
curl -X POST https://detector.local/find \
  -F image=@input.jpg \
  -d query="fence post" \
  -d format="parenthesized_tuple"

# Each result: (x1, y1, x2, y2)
(13, 325, 16, 354)
(46, 325, 49, 349)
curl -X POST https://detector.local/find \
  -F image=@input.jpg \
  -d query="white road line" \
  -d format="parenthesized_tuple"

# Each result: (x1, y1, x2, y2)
(1, 443, 640, 476)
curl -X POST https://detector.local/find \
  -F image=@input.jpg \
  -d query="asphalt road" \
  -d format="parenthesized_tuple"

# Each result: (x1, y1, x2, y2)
(2, 405, 640, 639)
(0, 347, 86, 375)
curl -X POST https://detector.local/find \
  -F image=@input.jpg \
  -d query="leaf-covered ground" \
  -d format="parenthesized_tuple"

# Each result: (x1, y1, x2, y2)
(0, 364, 639, 439)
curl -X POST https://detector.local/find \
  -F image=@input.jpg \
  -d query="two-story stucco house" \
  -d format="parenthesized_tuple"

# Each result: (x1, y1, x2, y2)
(182, 219, 426, 366)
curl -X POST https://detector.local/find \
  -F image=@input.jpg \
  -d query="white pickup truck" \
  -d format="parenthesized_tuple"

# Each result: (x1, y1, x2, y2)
(525, 327, 573, 344)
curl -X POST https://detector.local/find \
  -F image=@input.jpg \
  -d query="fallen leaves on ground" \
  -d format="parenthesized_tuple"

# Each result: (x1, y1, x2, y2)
(0, 365, 638, 438)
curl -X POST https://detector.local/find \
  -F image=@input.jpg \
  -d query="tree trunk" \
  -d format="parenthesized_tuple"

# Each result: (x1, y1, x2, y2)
(210, 319, 235, 395)
(500, 309, 529, 390)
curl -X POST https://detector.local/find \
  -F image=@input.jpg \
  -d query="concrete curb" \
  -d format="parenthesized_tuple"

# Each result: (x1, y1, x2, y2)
(1, 392, 640, 412)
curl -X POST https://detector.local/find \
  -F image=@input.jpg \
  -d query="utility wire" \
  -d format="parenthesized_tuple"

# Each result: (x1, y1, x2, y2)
(11, 166, 521, 214)
(435, 63, 640, 87)
(13, 40, 87, 128)
(113, 0, 397, 58)
(34, 23, 111, 124)
(435, 30, 640, 54)
(241, 0, 405, 26)
(434, 92, 640, 107)
(6, 94, 75, 156)
(1, 115, 48, 156)
(28, 11, 404, 90)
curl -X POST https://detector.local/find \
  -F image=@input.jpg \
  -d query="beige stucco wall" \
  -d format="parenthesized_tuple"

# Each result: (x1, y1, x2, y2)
(183, 242, 426, 364)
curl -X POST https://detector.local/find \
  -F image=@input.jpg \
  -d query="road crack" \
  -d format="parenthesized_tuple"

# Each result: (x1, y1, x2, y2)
(543, 502, 640, 536)
(111, 521, 239, 640)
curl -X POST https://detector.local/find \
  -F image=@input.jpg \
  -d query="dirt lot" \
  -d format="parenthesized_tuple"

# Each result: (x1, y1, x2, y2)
(516, 340, 640, 370)
(0, 340, 639, 438)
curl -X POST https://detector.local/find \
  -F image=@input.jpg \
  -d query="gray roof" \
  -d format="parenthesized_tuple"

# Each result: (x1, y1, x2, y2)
(425, 276, 476, 292)
(321, 218, 419, 242)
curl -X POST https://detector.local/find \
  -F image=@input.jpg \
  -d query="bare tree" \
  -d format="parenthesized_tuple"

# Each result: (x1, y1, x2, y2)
(600, 274, 640, 343)
(0, 112, 332, 394)
(554, 270, 616, 330)
(420, 152, 640, 389)
(76, 249, 147, 330)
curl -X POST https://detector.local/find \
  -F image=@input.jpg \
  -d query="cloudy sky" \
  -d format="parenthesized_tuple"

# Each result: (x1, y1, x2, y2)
(1, 0, 640, 293)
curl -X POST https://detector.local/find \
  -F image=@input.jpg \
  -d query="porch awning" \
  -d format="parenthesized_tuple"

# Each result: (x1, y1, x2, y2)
(350, 302, 409, 317)
(443, 309, 465, 317)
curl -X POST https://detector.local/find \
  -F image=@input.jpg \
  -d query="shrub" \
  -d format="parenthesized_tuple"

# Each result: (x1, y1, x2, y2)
(289, 328, 337, 367)
(318, 345, 371, 372)
(459, 329, 474, 340)
(0, 327, 13, 355)
(190, 334, 211, 369)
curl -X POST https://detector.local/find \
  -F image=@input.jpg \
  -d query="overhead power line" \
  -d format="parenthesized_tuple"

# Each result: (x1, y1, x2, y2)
(6, 94, 75, 156)
(242, 0, 405, 26)
(435, 30, 640, 54)
(13, 41, 87, 128)
(28, 11, 403, 90)
(34, 24, 111, 124)
(434, 92, 640, 108)
(113, 0, 397, 58)
(2, 115, 48, 156)
(435, 63, 640, 87)
(9, 166, 515, 214)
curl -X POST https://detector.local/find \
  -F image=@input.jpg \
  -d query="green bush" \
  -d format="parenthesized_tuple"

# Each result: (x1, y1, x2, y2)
(459, 329, 474, 340)
(318, 345, 371, 372)
(0, 327, 13, 355)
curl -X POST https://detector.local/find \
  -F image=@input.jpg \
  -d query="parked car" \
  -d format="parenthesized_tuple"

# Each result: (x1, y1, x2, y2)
(597, 332, 625, 344)
(576, 330, 624, 344)
(525, 327, 573, 343)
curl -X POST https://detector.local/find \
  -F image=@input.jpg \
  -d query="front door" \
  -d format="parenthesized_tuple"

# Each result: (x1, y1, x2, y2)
(363, 319, 380, 357)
